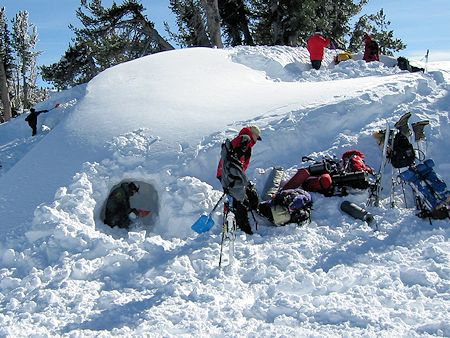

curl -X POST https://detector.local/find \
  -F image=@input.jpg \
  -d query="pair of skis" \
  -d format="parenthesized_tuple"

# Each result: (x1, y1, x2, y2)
(218, 196, 237, 268)
(368, 122, 393, 207)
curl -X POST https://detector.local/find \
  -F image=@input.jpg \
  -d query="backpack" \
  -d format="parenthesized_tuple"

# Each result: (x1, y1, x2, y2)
(342, 150, 372, 173)
(390, 132, 415, 168)
(370, 40, 379, 56)
(399, 159, 450, 219)
(270, 188, 313, 225)
(335, 52, 352, 64)
(219, 139, 248, 201)
(397, 57, 411, 72)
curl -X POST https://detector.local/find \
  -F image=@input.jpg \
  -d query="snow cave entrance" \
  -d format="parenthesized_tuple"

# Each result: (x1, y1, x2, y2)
(102, 180, 160, 228)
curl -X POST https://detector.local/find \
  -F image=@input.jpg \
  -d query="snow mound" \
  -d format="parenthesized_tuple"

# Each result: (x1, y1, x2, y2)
(0, 46, 449, 337)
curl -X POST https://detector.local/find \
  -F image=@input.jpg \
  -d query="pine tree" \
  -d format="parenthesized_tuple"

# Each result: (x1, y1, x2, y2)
(250, 0, 317, 46)
(218, 0, 253, 46)
(43, 0, 174, 89)
(367, 9, 406, 55)
(0, 7, 13, 121)
(315, 0, 367, 48)
(201, 0, 223, 48)
(11, 10, 40, 110)
(349, 9, 406, 56)
(168, 0, 212, 47)
(41, 42, 96, 90)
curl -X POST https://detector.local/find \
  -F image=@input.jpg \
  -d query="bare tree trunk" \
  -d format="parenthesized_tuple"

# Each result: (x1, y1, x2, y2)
(270, 0, 283, 45)
(0, 60, 12, 121)
(22, 67, 30, 109)
(131, 9, 175, 52)
(201, 0, 223, 48)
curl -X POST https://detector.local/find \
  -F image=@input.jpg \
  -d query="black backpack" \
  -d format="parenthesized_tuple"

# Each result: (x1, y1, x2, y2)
(397, 57, 411, 71)
(370, 40, 379, 56)
(219, 139, 249, 201)
(390, 133, 415, 168)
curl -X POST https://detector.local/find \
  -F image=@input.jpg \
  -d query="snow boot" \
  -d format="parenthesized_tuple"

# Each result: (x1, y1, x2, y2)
(373, 130, 386, 146)
(394, 112, 412, 137)
(412, 120, 429, 142)
(234, 200, 253, 235)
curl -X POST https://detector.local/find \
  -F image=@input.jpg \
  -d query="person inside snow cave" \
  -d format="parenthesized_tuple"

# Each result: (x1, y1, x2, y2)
(104, 181, 150, 229)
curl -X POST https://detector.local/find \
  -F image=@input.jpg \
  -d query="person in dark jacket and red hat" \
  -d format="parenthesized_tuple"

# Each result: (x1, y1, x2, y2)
(307, 31, 330, 70)
(363, 33, 380, 62)
(104, 181, 150, 229)
(25, 107, 49, 136)
(217, 126, 262, 235)
(25, 103, 60, 136)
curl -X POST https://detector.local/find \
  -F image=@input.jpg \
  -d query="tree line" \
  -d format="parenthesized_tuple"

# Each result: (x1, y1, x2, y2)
(0, 7, 49, 122)
(1, 0, 406, 122)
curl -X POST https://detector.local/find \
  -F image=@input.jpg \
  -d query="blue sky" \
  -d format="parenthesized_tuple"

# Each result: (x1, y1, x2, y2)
(2, 0, 450, 75)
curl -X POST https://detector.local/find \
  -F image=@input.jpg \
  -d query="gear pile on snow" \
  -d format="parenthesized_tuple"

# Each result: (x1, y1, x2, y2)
(371, 112, 449, 220)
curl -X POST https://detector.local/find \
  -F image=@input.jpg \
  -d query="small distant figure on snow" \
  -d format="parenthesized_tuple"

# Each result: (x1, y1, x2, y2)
(307, 30, 331, 70)
(25, 103, 60, 136)
(363, 33, 380, 62)
(104, 182, 151, 229)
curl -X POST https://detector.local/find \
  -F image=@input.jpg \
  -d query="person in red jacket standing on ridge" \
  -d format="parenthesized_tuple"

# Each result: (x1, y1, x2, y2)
(307, 30, 330, 70)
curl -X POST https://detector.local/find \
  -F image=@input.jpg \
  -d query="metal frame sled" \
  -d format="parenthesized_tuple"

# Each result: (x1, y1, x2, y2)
(399, 159, 450, 220)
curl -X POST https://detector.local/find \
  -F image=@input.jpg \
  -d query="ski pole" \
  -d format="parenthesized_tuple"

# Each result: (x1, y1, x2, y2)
(219, 225, 226, 267)
(398, 169, 408, 208)
(219, 197, 230, 268)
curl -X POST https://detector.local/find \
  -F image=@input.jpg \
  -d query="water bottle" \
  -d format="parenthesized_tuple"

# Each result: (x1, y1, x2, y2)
(340, 200, 375, 226)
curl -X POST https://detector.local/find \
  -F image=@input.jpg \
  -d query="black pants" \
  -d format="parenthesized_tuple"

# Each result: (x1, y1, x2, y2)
(104, 214, 131, 229)
(233, 199, 252, 233)
(28, 121, 37, 136)
(311, 60, 322, 70)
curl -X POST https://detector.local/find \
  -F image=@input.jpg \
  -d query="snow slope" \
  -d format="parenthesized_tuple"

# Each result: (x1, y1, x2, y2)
(0, 46, 449, 337)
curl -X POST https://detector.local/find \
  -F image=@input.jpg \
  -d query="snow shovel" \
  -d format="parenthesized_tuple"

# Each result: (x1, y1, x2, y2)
(191, 193, 226, 234)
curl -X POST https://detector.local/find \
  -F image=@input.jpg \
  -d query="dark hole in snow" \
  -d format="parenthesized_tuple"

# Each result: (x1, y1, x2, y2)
(101, 180, 159, 228)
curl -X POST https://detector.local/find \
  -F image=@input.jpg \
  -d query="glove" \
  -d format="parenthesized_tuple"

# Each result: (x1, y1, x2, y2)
(245, 184, 259, 210)
(138, 209, 151, 217)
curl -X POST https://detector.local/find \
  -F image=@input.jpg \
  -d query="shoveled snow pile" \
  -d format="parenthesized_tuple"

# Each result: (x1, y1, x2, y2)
(0, 46, 449, 337)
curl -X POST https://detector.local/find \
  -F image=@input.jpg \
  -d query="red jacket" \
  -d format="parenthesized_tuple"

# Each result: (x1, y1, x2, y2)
(307, 34, 330, 61)
(363, 34, 380, 62)
(216, 127, 256, 179)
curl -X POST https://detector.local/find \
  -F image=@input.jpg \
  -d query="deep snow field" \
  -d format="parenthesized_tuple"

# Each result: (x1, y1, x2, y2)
(0, 46, 449, 337)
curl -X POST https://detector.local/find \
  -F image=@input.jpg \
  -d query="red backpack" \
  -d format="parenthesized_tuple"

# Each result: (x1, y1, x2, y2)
(342, 150, 373, 173)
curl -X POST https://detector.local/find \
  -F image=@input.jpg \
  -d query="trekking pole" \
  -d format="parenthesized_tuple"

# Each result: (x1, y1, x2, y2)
(219, 196, 230, 268)
(218, 224, 226, 267)
(398, 169, 408, 208)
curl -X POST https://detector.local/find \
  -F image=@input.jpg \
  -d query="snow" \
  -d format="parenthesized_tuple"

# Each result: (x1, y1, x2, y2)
(0, 46, 449, 337)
